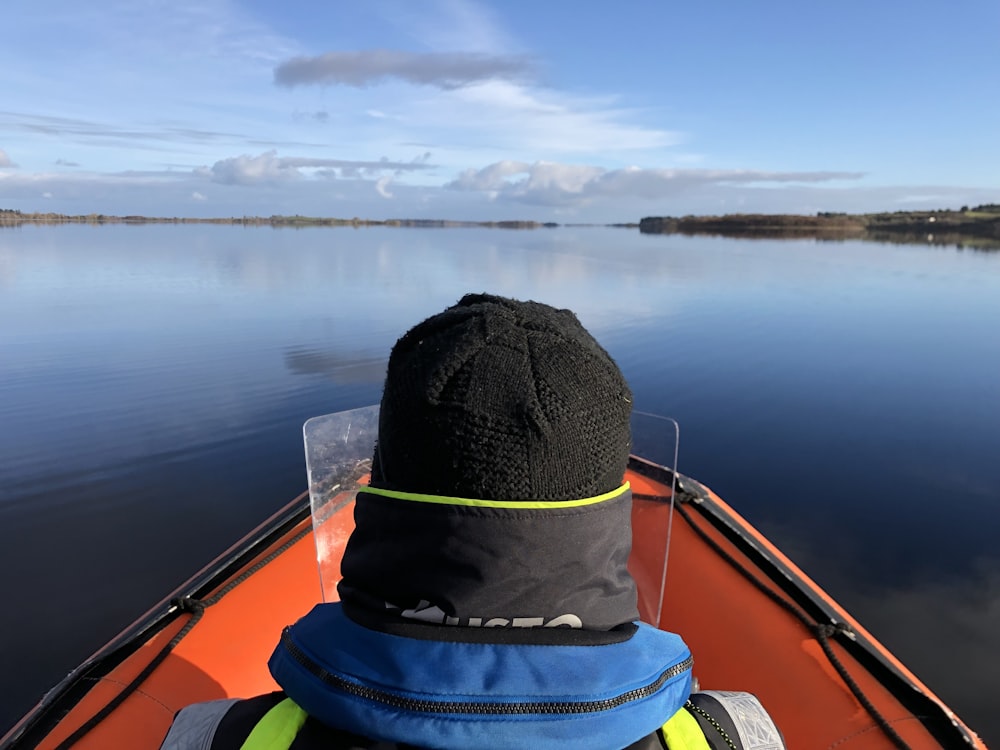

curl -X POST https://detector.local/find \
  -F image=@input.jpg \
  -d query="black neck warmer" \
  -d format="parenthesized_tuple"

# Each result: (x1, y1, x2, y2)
(342, 294, 639, 644)
(337, 483, 639, 638)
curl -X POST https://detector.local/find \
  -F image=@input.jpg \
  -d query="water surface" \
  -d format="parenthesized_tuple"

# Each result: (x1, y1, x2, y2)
(1, 224, 998, 744)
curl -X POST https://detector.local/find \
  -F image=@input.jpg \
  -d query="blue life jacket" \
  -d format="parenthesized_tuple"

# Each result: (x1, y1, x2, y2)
(268, 603, 693, 750)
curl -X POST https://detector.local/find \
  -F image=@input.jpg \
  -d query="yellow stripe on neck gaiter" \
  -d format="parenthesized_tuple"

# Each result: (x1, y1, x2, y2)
(358, 482, 630, 510)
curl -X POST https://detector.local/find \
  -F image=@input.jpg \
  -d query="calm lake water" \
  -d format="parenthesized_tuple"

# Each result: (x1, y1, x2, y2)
(1, 224, 998, 744)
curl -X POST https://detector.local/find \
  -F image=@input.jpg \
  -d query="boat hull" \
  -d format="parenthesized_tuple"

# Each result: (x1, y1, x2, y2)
(2, 463, 986, 749)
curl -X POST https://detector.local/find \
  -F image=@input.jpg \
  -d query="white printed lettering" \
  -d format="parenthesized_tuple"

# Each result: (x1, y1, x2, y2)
(511, 617, 545, 628)
(400, 600, 447, 624)
(386, 600, 582, 629)
(544, 614, 584, 628)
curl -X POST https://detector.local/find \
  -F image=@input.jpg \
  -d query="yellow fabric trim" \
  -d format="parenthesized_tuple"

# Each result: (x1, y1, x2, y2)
(358, 481, 630, 509)
(239, 698, 308, 750)
(660, 706, 713, 750)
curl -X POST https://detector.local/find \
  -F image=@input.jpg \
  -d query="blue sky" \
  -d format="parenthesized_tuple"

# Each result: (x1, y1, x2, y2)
(1, 0, 997, 222)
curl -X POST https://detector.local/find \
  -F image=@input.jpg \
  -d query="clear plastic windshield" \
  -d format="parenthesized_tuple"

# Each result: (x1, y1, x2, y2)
(303, 405, 380, 602)
(628, 411, 680, 628)
(303, 405, 679, 615)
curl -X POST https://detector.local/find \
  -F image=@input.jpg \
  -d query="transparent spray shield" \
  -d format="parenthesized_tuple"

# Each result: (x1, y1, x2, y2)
(303, 405, 380, 602)
(303, 405, 678, 613)
(628, 411, 680, 629)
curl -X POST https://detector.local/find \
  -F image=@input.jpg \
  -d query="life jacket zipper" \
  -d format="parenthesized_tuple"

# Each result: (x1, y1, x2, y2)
(280, 628, 692, 716)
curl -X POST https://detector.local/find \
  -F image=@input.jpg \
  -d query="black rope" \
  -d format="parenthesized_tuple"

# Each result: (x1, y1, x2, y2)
(674, 503, 912, 750)
(53, 522, 313, 750)
(811, 624, 911, 750)
(54, 498, 916, 749)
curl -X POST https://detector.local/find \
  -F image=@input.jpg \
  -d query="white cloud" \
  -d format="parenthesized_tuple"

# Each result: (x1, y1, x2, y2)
(209, 151, 300, 185)
(448, 160, 531, 190)
(448, 161, 866, 206)
(0, 148, 15, 168)
(419, 81, 679, 155)
(42, 191, 52, 198)
(894, 193, 957, 205)
(74, 0, 299, 69)
(191, 191, 206, 201)
(392, 0, 515, 55)
(0, 109, 246, 150)
(206, 150, 435, 186)
(2, 161, 991, 224)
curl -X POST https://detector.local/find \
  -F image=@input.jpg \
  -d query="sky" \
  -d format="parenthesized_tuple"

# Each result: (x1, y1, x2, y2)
(1, 0, 998, 222)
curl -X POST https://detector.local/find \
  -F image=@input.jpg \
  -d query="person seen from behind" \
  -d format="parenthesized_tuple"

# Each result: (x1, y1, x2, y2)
(160, 293, 783, 749)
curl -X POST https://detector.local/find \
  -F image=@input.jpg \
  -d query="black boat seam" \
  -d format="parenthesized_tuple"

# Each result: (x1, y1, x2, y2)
(281, 628, 692, 715)
(826, 715, 931, 749)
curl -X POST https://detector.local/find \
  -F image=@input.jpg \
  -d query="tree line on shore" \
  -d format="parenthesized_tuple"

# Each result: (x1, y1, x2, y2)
(0, 210, 553, 230)
(2, 205, 998, 248)
(637, 205, 1000, 249)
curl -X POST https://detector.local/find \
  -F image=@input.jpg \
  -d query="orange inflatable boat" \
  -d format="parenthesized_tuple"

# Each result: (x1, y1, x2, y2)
(0, 432, 987, 749)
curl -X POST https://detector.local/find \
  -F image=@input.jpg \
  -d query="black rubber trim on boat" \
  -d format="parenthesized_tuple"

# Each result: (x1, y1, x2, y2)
(50, 521, 314, 750)
(9, 464, 977, 750)
(669, 501, 911, 750)
(628, 458, 975, 750)
(2, 494, 316, 750)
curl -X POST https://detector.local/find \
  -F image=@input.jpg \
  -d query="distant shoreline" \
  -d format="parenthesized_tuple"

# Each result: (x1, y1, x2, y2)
(0, 211, 566, 230)
(2, 206, 998, 249)
(640, 208, 1000, 251)
(638, 205, 1000, 243)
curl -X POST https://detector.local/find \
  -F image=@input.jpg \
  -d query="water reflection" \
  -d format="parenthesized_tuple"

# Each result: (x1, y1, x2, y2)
(284, 347, 386, 384)
(773, 529, 1000, 738)
(848, 559, 1000, 735)
(0, 225, 998, 745)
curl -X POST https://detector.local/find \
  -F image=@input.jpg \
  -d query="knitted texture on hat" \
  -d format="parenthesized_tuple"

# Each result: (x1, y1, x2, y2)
(370, 293, 632, 501)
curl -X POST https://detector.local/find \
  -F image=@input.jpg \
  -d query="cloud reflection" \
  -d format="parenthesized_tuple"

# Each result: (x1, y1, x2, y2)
(845, 558, 1000, 742)
(284, 346, 386, 385)
(770, 525, 999, 742)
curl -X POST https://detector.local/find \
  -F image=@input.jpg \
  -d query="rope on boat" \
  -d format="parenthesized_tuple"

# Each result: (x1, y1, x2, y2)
(54, 493, 915, 750)
(53, 523, 314, 750)
(672, 502, 914, 750)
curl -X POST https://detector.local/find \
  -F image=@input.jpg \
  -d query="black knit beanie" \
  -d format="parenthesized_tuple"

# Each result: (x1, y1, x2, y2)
(370, 293, 633, 500)
(341, 294, 639, 633)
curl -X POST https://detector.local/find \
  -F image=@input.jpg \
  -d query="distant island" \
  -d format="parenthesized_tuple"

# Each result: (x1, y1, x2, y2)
(2, 205, 999, 249)
(639, 204, 1000, 249)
